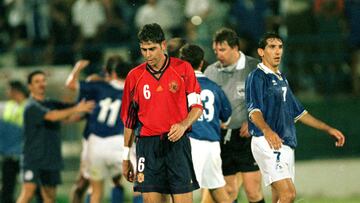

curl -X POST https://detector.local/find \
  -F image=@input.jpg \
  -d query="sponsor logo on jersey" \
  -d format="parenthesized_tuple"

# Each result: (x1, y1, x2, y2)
(156, 85, 163, 92)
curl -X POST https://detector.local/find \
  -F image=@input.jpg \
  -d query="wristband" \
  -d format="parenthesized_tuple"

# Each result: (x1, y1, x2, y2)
(122, 146, 131, 161)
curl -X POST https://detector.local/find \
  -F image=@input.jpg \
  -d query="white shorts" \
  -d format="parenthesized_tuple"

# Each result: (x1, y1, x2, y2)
(86, 133, 124, 181)
(190, 137, 226, 189)
(251, 136, 295, 186)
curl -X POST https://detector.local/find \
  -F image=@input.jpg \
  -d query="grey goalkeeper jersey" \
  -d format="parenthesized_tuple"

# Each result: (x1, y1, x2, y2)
(204, 52, 259, 129)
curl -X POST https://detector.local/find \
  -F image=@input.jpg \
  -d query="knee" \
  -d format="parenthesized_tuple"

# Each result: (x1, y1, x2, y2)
(279, 190, 296, 202)
(225, 185, 238, 200)
(244, 188, 263, 202)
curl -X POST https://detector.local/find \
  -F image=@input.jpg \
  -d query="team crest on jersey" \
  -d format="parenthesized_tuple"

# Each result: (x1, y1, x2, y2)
(137, 172, 144, 183)
(169, 80, 179, 93)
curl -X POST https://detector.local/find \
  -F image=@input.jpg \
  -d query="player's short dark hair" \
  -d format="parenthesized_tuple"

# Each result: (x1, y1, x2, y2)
(213, 28, 240, 49)
(27, 70, 45, 84)
(258, 32, 283, 49)
(137, 23, 165, 44)
(104, 55, 130, 79)
(179, 44, 204, 69)
(9, 80, 29, 97)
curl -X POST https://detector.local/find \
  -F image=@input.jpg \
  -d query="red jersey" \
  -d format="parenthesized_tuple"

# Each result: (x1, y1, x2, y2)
(121, 56, 202, 136)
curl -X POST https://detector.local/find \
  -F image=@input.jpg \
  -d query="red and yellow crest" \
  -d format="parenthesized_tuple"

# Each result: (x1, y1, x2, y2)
(169, 80, 179, 93)
(137, 172, 144, 183)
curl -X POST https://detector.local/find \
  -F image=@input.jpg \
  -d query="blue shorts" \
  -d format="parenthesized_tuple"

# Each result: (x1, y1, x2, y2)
(134, 134, 199, 194)
(22, 167, 61, 186)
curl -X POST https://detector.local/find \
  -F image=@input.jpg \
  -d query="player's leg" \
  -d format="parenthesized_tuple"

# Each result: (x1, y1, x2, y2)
(142, 192, 168, 203)
(242, 171, 265, 203)
(223, 174, 240, 201)
(86, 134, 107, 203)
(16, 182, 37, 203)
(220, 128, 244, 202)
(38, 169, 61, 203)
(190, 138, 231, 203)
(70, 139, 90, 203)
(167, 135, 199, 203)
(271, 187, 278, 203)
(69, 173, 89, 203)
(271, 179, 296, 203)
(251, 136, 295, 203)
(89, 179, 104, 203)
(1, 157, 20, 203)
(130, 143, 143, 203)
(172, 192, 193, 203)
(208, 187, 232, 203)
(40, 186, 56, 203)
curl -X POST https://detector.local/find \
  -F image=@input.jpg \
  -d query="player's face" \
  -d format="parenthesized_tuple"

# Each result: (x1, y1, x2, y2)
(213, 41, 239, 67)
(258, 38, 283, 70)
(28, 73, 47, 96)
(140, 41, 166, 69)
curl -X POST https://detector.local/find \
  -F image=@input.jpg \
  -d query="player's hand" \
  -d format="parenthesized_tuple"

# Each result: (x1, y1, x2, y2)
(327, 127, 345, 147)
(75, 99, 95, 113)
(239, 121, 250, 138)
(220, 122, 228, 129)
(168, 123, 186, 142)
(122, 160, 135, 182)
(263, 128, 282, 150)
(75, 60, 90, 70)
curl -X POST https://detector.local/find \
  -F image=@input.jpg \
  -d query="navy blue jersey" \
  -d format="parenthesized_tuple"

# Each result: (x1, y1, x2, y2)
(245, 63, 307, 148)
(79, 80, 124, 138)
(23, 97, 72, 170)
(189, 72, 232, 141)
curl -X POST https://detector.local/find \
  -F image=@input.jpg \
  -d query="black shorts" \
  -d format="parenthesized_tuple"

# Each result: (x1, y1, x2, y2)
(21, 167, 61, 186)
(220, 128, 259, 175)
(134, 134, 199, 194)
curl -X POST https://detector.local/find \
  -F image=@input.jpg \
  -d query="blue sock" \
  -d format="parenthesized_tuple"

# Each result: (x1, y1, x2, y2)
(84, 192, 91, 203)
(133, 195, 143, 203)
(111, 186, 124, 203)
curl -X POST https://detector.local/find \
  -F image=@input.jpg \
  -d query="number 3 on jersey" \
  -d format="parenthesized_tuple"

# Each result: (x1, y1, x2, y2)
(198, 89, 214, 122)
(98, 98, 121, 126)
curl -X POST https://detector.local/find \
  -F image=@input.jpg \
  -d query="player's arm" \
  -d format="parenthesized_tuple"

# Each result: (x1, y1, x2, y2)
(249, 110, 282, 150)
(298, 113, 345, 147)
(168, 105, 203, 142)
(44, 100, 95, 122)
(168, 63, 203, 142)
(122, 127, 135, 182)
(66, 60, 90, 90)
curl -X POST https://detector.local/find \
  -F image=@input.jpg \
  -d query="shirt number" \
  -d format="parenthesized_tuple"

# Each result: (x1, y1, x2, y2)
(143, 84, 151, 99)
(98, 98, 121, 126)
(281, 87, 287, 102)
(198, 89, 214, 122)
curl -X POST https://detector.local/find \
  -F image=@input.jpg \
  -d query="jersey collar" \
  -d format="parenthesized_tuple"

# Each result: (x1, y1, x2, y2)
(257, 63, 283, 80)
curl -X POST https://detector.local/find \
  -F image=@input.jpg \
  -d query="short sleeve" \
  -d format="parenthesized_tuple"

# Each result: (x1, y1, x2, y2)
(245, 71, 265, 117)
